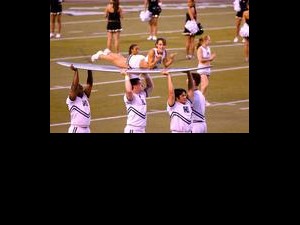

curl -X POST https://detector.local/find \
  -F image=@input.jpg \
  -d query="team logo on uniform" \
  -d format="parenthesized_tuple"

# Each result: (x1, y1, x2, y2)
(183, 106, 190, 113)
(139, 95, 146, 105)
(82, 99, 88, 106)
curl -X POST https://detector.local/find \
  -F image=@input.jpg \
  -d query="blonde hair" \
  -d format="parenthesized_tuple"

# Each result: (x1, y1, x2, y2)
(196, 35, 210, 49)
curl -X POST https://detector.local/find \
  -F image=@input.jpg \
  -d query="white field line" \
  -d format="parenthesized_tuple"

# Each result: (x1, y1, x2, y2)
(49, 26, 236, 43)
(50, 8, 235, 42)
(50, 65, 248, 91)
(60, 11, 234, 25)
(65, 4, 233, 12)
(50, 99, 249, 127)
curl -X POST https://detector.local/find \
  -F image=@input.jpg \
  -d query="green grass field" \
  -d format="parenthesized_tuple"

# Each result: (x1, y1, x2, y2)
(50, 2, 249, 133)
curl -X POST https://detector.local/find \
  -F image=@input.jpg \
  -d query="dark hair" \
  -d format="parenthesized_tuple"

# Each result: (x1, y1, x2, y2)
(155, 37, 166, 46)
(128, 44, 137, 55)
(174, 88, 186, 99)
(130, 78, 140, 86)
(191, 72, 201, 86)
(112, 0, 120, 12)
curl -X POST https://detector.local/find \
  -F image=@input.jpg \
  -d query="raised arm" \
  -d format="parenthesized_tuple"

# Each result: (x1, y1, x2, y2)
(163, 71, 175, 106)
(69, 64, 79, 101)
(121, 70, 134, 101)
(186, 71, 194, 102)
(141, 73, 154, 96)
(84, 70, 93, 98)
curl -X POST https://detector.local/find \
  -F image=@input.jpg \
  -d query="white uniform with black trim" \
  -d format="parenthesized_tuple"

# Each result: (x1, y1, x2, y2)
(145, 48, 167, 69)
(124, 91, 147, 133)
(197, 46, 212, 75)
(167, 99, 193, 133)
(66, 93, 91, 133)
(191, 90, 207, 133)
(127, 54, 146, 69)
(127, 54, 146, 78)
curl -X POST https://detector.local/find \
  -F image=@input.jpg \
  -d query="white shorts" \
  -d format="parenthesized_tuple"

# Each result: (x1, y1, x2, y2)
(68, 125, 90, 133)
(197, 65, 211, 76)
(124, 125, 145, 133)
(171, 130, 192, 133)
(192, 121, 207, 133)
(128, 55, 146, 69)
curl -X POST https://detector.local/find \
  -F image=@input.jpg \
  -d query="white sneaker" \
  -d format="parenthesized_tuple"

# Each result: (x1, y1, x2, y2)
(205, 101, 211, 107)
(55, 33, 61, 38)
(50, 33, 54, 38)
(152, 36, 157, 41)
(147, 36, 153, 40)
(186, 55, 192, 60)
(233, 37, 238, 43)
(103, 48, 111, 55)
(91, 50, 103, 62)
